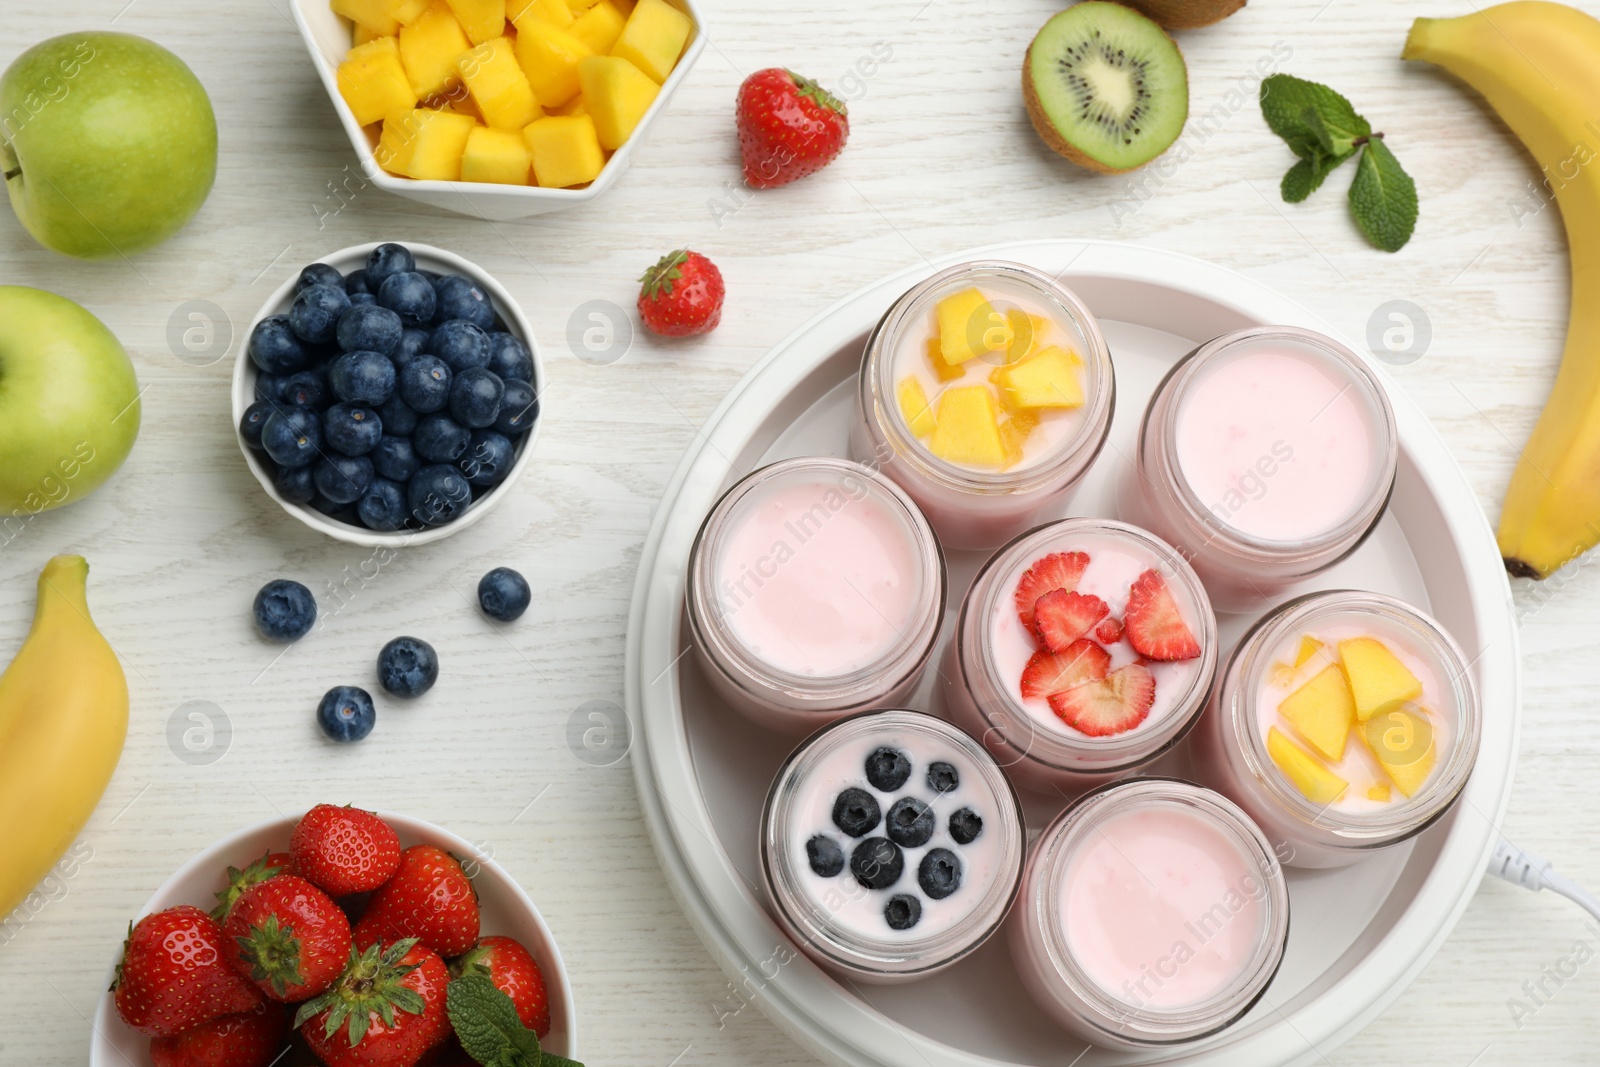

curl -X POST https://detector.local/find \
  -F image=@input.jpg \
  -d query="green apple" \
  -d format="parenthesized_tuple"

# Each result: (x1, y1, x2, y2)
(0, 286, 141, 517)
(0, 32, 217, 259)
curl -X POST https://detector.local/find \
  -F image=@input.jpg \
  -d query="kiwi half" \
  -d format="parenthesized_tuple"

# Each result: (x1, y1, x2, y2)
(1023, 2, 1189, 175)
(1122, 0, 1246, 30)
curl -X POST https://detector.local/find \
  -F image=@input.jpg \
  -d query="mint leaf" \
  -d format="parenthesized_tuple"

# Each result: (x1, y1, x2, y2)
(1282, 157, 1336, 203)
(1260, 75, 1370, 159)
(1349, 137, 1417, 252)
(447, 974, 586, 1067)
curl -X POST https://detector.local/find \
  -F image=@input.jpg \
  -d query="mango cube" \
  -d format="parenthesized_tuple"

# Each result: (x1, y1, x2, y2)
(1266, 726, 1348, 805)
(897, 377, 936, 438)
(571, 0, 627, 52)
(353, 22, 385, 46)
(457, 37, 542, 129)
(994, 345, 1084, 410)
(1367, 784, 1392, 802)
(1003, 308, 1038, 363)
(550, 95, 587, 115)
(399, 1, 472, 97)
(446, 0, 506, 42)
(391, 0, 433, 22)
(1338, 637, 1423, 721)
(524, 113, 605, 186)
(384, 108, 476, 179)
(508, 0, 573, 25)
(577, 55, 659, 149)
(612, 0, 691, 83)
(1294, 635, 1323, 667)
(1361, 707, 1436, 797)
(928, 386, 1005, 467)
(1277, 664, 1355, 761)
(936, 287, 1009, 366)
(461, 125, 532, 183)
(376, 108, 421, 174)
(338, 37, 419, 127)
(998, 411, 1038, 468)
(924, 338, 963, 383)
(333, 0, 400, 34)
(513, 18, 594, 107)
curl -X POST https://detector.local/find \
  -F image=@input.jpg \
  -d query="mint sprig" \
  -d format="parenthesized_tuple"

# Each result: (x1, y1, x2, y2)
(1259, 74, 1416, 251)
(447, 974, 584, 1067)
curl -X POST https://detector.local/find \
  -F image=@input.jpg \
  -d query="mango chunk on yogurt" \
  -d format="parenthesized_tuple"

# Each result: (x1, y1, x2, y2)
(936, 288, 1011, 366)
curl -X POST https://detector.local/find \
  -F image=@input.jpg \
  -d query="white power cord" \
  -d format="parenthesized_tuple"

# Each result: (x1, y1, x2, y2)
(1488, 838, 1600, 924)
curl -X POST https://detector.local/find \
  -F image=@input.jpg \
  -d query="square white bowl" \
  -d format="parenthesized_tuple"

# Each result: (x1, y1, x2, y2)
(290, 0, 707, 220)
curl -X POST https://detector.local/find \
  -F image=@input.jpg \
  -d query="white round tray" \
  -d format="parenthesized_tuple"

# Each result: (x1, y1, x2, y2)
(625, 240, 1519, 1067)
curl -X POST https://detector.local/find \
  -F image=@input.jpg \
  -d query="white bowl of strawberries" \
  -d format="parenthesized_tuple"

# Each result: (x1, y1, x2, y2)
(92, 805, 578, 1067)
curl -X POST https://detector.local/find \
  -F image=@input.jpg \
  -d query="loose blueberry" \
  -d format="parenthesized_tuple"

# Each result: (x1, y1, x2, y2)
(297, 263, 343, 293)
(253, 579, 317, 642)
(379, 271, 437, 327)
(372, 435, 420, 482)
(885, 797, 935, 849)
(336, 303, 403, 355)
(485, 332, 534, 383)
(366, 242, 415, 287)
(392, 326, 430, 368)
(357, 477, 408, 531)
(832, 787, 881, 838)
(926, 762, 960, 794)
(323, 402, 383, 456)
(884, 894, 922, 931)
(432, 274, 496, 330)
(261, 407, 323, 469)
(398, 354, 452, 413)
(344, 268, 373, 296)
(948, 808, 983, 845)
(430, 320, 489, 371)
(289, 283, 350, 345)
(917, 848, 962, 900)
(348, 293, 377, 307)
(377, 635, 439, 698)
(275, 464, 317, 505)
(317, 685, 376, 743)
(284, 369, 330, 409)
(448, 367, 504, 429)
(458, 430, 516, 487)
(329, 350, 396, 406)
(377, 394, 420, 436)
(313, 454, 375, 505)
(408, 464, 472, 526)
(865, 747, 912, 792)
(494, 379, 539, 436)
(850, 838, 904, 891)
(413, 413, 470, 462)
(255, 372, 291, 403)
(477, 566, 531, 621)
(806, 835, 845, 878)
(250, 315, 311, 374)
(239, 400, 273, 448)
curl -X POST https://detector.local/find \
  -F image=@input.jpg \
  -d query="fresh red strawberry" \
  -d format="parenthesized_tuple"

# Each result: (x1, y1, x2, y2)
(114, 906, 263, 1037)
(212, 851, 294, 922)
(1124, 569, 1201, 661)
(1013, 551, 1090, 628)
(735, 68, 849, 189)
(297, 939, 451, 1067)
(291, 804, 401, 897)
(149, 1002, 289, 1067)
(353, 846, 479, 958)
(637, 250, 724, 337)
(1094, 617, 1124, 645)
(1019, 639, 1111, 700)
(224, 874, 353, 1002)
(1032, 590, 1109, 652)
(450, 935, 550, 1037)
(1047, 664, 1157, 736)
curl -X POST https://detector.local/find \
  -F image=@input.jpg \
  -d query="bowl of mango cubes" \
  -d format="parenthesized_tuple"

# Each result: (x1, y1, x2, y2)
(291, 0, 704, 219)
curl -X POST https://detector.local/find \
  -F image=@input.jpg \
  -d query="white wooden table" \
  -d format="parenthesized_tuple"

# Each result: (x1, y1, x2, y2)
(2, 0, 1595, 1064)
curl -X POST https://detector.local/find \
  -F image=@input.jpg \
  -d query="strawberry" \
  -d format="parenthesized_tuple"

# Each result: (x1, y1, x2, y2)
(1094, 617, 1124, 645)
(354, 846, 479, 958)
(212, 851, 294, 922)
(224, 874, 353, 1002)
(291, 804, 402, 897)
(1047, 664, 1157, 737)
(296, 939, 451, 1067)
(1013, 551, 1090, 628)
(114, 906, 263, 1037)
(149, 1002, 289, 1067)
(1019, 639, 1111, 701)
(735, 68, 849, 189)
(1124, 569, 1201, 661)
(450, 935, 550, 1037)
(637, 250, 724, 337)
(1032, 590, 1109, 652)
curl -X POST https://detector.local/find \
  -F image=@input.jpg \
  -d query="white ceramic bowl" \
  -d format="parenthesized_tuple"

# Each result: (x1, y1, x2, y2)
(290, 0, 707, 220)
(232, 241, 542, 547)
(90, 810, 578, 1065)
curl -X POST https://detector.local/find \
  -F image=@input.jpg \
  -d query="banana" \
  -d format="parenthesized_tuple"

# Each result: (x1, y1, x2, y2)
(0, 555, 127, 919)
(1404, 3, 1600, 578)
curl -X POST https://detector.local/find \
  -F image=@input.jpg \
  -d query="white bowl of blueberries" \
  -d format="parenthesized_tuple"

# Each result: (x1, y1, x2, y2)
(233, 241, 541, 546)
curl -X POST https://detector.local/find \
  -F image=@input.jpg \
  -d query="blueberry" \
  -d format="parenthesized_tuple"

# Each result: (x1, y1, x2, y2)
(430, 320, 490, 371)
(297, 263, 343, 293)
(917, 848, 962, 900)
(344, 268, 373, 296)
(318, 685, 376, 743)
(372, 435, 420, 482)
(313, 454, 374, 505)
(378, 394, 420, 436)
(284, 369, 330, 409)
(432, 274, 496, 330)
(485, 332, 534, 383)
(884, 894, 922, 931)
(398, 354, 452, 413)
(378, 635, 439, 698)
(255, 372, 291, 403)
(309, 493, 347, 517)
(448, 367, 504, 429)
(948, 808, 983, 845)
(494, 379, 539, 436)
(366, 242, 415, 287)
(832, 787, 881, 838)
(885, 797, 934, 849)
(865, 747, 912, 792)
(348, 293, 377, 307)
(275, 464, 317, 505)
(414, 413, 470, 462)
(253, 579, 317, 642)
(261, 407, 323, 469)
(458, 430, 515, 487)
(250, 314, 311, 374)
(323, 403, 383, 456)
(806, 835, 845, 878)
(336, 303, 403, 355)
(358, 477, 409, 531)
(926, 762, 960, 794)
(329, 350, 396, 405)
(289, 283, 350, 345)
(392, 327, 429, 368)
(850, 838, 903, 891)
(239, 400, 273, 448)
(477, 567, 531, 621)
(408, 464, 472, 526)
(379, 271, 437, 327)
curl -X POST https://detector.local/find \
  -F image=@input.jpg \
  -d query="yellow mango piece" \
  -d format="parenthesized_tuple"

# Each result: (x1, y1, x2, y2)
(391, 0, 433, 23)
(457, 37, 542, 129)
(571, 0, 627, 53)
(1361, 707, 1436, 797)
(334, 0, 401, 34)
(524, 113, 605, 186)
(1003, 308, 1036, 363)
(897, 377, 936, 438)
(513, 17, 593, 106)
(994, 345, 1084, 410)
(924, 338, 963, 383)
(1294, 635, 1323, 667)
(577, 55, 659, 149)
(1338, 636, 1423, 722)
(1266, 726, 1348, 806)
(509, 0, 573, 24)
(998, 411, 1038, 468)
(1367, 784, 1392, 803)
(375, 108, 420, 174)
(936, 287, 1010, 366)
(337, 37, 419, 126)
(612, 0, 691, 83)
(398, 1, 472, 97)
(550, 95, 587, 115)
(384, 108, 476, 179)
(1277, 664, 1355, 761)
(446, 0, 505, 42)
(461, 125, 532, 183)
(928, 386, 1005, 467)
(353, 22, 385, 46)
